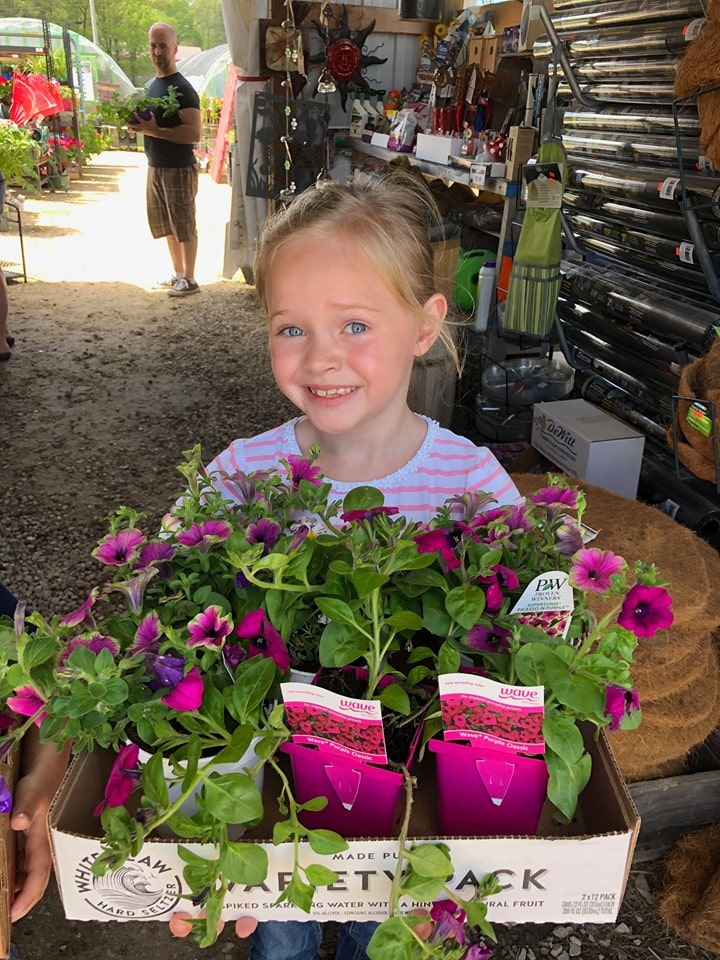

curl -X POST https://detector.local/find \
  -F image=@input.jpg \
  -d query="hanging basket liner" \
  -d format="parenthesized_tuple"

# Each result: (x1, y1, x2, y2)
(502, 139, 567, 338)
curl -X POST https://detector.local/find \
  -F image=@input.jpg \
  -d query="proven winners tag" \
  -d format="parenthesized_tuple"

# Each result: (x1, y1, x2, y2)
(438, 674, 545, 754)
(280, 682, 388, 765)
(509, 569, 574, 640)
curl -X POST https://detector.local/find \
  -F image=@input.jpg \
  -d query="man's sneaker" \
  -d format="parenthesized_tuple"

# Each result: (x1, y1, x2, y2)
(168, 278, 200, 297)
(154, 275, 179, 289)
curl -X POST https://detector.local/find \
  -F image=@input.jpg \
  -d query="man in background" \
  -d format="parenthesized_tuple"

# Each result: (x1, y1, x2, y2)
(128, 22, 202, 297)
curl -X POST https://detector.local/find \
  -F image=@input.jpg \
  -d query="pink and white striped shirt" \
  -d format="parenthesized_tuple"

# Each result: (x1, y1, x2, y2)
(205, 417, 523, 522)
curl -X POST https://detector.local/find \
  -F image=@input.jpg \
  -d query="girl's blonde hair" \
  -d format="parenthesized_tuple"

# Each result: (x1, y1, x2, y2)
(253, 170, 460, 370)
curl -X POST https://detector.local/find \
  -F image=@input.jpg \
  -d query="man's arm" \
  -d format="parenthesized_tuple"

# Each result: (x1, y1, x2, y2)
(10, 729, 71, 921)
(128, 107, 202, 144)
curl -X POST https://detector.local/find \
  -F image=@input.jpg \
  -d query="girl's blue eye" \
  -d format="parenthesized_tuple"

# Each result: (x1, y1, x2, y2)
(346, 321, 367, 334)
(281, 325, 304, 337)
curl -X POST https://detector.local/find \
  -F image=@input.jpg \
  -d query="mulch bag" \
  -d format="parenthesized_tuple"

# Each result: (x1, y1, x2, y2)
(660, 823, 720, 954)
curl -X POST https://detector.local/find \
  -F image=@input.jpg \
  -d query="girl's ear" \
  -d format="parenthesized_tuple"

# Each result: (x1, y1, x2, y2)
(415, 293, 447, 357)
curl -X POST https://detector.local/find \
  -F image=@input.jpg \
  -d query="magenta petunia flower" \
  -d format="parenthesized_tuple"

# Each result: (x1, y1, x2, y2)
(605, 684, 641, 731)
(286, 455, 323, 489)
(530, 486, 579, 510)
(187, 605, 234, 648)
(341, 506, 400, 523)
(93, 743, 141, 816)
(414, 527, 466, 571)
(235, 609, 290, 673)
(569, 548, 624, 593)
(161, 666, 204, 711)
(247, 518, 282, 553)
(477, 565, 520, 613)
(60, 588, 99, 629)
(466, 623, 511, 654)
(135, 540, 175, 575)
(177, 519, 232, 551)
(129, 612, 162, 655)
(94, 529, 146, 566)
(430, 900, 466, 945)
(430, 900, 466, 923)
(617, 584, 674, 638)
(6, 686, 47, 726)
(59, 634, 120, 667)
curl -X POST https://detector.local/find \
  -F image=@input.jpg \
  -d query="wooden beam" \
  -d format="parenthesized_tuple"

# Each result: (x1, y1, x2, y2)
(301, 4, 435, 35)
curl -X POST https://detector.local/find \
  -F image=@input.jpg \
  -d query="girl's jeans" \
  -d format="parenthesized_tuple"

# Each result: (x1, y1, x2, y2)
(249, 920, 377, 960)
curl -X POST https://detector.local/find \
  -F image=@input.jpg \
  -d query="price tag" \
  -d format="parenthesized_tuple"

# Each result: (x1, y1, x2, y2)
(524, 163, 564, 208)
(684, 18, 706, 41)
(697, 154, 716, 174)
(469, 161, 488, 186)
(659, 177, 680, 200)
(678, 241, 695, 264)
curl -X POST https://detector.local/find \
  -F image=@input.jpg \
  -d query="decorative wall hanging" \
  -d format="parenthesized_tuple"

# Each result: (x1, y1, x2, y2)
(309, 4, 388, 110)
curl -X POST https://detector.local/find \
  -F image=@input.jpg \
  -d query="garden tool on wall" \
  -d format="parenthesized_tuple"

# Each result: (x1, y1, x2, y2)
(501, 65, 566, 338)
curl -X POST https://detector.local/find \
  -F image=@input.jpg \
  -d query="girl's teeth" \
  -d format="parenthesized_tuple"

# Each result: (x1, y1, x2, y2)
(312, 387, 354, 397)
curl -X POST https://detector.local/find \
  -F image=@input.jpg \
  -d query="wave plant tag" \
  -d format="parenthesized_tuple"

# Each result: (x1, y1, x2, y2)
(438, 673, 545, 755)
(280, 682, 388, 764)
(509, 569, 575, 640)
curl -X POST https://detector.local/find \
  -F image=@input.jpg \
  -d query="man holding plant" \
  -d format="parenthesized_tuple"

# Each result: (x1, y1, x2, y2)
(128, 22, 202, 298)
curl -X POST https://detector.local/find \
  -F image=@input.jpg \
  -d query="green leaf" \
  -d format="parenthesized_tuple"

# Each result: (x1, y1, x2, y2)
(399, 872, 446, 901)
(276, 874, 315, 913)
(273, 819, 296, 845)
(300, 795, 329, 812)
(304, 864, 340, 887)
(546, 747, 592, 820)
(231, 657, 277, 722)
(219, 841, 269, 885)
(163, 810, 206, 838)
(406, 843, 453, 878)
(379, 683, 410, 715)
(20, 635, 56, 671)
(199, 774, 263, 824)
(315, 597, 359, 630)
(367, 916, 414, 960)
(465, 900, 496, 941)
(544, 655, 606, 719)
(438, 641, 461, 675)
(319, 622, 367, 667)
(342, 487, 385, 513)
(352, 568, 389, 597)
(405, 568, 451, 590)
(445, 585, 486, 629)
(141, 751, 169, 807)
(306, 828, 348, 855)
(542, 710, 584, 764)
(513, 642, 553, 686)
(385, 611, 424, 632)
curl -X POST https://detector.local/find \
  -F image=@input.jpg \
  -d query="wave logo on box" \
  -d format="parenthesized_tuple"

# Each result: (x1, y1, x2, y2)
(74, 852, 182, 918)
(536, 413, 576, 452)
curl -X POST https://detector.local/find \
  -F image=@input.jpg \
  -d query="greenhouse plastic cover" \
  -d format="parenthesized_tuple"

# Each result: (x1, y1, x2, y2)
(178, 43, 231, 99)
(0, 17, 136, 103)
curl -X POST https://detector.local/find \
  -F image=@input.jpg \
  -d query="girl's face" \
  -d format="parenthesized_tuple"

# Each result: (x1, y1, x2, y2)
(266, 234, 445, 440)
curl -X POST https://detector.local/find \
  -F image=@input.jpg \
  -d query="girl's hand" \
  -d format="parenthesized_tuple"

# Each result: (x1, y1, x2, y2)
(169, 912, 259, 938)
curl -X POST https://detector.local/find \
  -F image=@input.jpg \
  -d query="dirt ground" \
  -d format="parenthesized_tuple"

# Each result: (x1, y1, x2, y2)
(1, 152, 719, 960)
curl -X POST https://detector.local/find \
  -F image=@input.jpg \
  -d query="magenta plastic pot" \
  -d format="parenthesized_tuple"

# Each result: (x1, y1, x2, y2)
(428, 738, 549, 836)
(281, 741, 405, 837)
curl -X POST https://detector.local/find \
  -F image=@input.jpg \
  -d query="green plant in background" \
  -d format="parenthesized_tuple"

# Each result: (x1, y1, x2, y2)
(0, 124, 42, 192)
(200, 93, 222, 124)
(78, 122, 111, 161)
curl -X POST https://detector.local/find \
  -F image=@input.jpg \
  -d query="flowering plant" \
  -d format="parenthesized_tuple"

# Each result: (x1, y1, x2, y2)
(0, 450, 672, 954)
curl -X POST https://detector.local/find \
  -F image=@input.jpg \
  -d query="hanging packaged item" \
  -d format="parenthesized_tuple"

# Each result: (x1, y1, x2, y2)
(387, 108, 419, 152)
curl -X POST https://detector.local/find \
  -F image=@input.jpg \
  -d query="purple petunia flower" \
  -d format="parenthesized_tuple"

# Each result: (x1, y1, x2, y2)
(161, 666, 204, 711)
(112, 568, 159, 614)
(555, 523, 584, 557)
(466, 623, 511, 654)
(59, 635, 119, 667)
(93, 743, 141, 816)
(6, 686, 47, 726)
(617, 584, 674, 638)
(0, 775, 12, 814)
(135, 540, 175, 576)
(430, 900, 466, 945)
(530, 486, 579, 510)
(570, 548, 624, 594)
(187, 605, 234, 648)
(177, 519, 232, 552)
(223, 643, 246, 668)
(247, 518, 282, 553)
(465, 945, 494, 960)
(129, 612, 162, 655)
(235, 609, 290, 673)
(94, 529, 146, 566)
(605, 684, 641, 731)
(148, 654, 185, 689)
(286, 455, 322, 489)
(341, 506, 400, 523)
(60, 588, 99, 629)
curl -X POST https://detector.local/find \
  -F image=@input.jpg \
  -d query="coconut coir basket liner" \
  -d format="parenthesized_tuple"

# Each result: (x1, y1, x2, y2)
(660, 823, 720, 954)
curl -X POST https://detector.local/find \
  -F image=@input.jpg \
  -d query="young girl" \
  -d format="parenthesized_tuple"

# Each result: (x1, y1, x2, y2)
(170, 171, 522, 958)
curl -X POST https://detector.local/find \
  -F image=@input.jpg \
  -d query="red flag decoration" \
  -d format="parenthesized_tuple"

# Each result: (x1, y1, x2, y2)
(9, 72, 63, 125)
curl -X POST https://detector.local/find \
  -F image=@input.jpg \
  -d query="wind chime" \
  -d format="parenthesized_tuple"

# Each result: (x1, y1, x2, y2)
(315, 0, 336, 187)
(278, 0, 304, 203)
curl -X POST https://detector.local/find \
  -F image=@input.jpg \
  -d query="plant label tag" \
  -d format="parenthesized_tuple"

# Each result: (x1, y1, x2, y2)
(438, 673, 545, 754)
(280, 683, 388, 764)
(509, 569, 574, 640)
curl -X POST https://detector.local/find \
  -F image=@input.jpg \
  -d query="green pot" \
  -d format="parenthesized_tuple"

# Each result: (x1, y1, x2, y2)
(49, 174, 69, 192)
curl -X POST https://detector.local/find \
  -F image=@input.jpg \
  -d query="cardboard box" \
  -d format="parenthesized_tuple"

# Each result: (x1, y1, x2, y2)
(506, 126, 536, 180)
(49, 731, 639, 926)
(415, 133, 464, 165)
(531, 399, 645, 499)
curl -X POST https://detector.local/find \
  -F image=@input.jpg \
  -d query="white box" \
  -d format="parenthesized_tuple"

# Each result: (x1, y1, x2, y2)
(49, 733, 639, 926)
(370, 131, 390, 149)
(415, 133, 464, 165)
(532, 399, 645, 499)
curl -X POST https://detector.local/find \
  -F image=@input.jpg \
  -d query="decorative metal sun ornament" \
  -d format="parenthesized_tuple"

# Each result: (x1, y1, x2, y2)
(309, 4, 388, 111)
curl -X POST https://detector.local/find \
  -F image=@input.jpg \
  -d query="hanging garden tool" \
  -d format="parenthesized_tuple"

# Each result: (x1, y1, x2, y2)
(501, 66, 567, 338)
